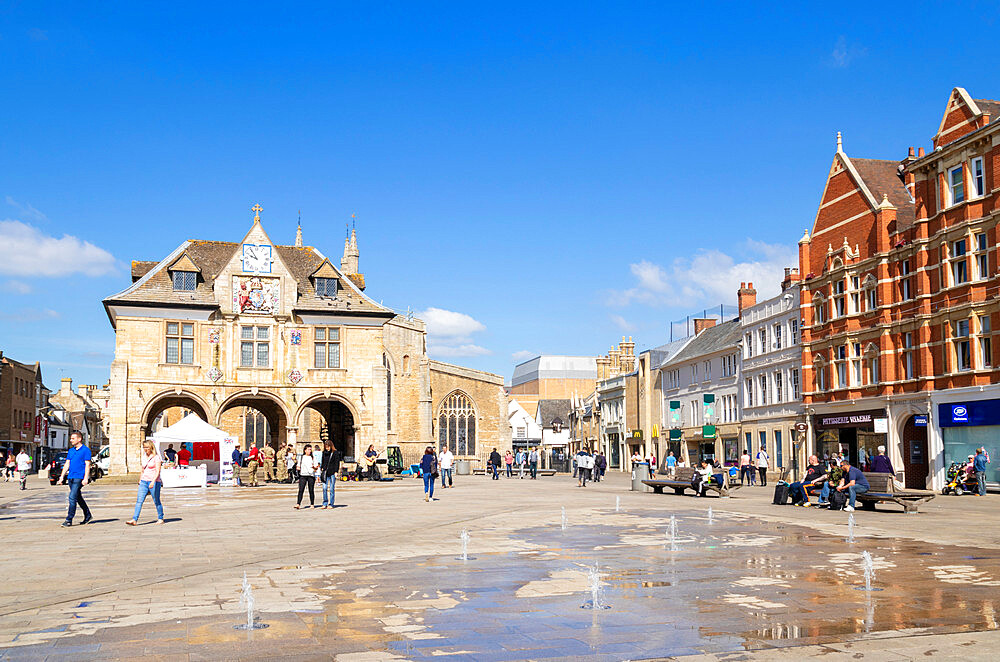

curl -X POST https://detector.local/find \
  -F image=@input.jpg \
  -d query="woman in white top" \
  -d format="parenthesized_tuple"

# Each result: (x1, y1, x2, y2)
(755, 447, 770, 487)
(295, 444, 317, 509)
(285, 447, 297, 483)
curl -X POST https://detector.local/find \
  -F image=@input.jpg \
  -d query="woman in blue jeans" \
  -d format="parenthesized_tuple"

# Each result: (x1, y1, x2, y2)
(127, 440, 164, 525)
(420, 446, 438, 502)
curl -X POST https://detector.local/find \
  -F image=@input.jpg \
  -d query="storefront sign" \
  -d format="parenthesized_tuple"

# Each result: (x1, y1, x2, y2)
(914, 415, 928, 426)
(702, 424, 716, 439)
(938, 399, 1000, 427)
(815, 409, 885, 429)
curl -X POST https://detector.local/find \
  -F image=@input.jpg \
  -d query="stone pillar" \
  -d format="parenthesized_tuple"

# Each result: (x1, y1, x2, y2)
(108, 359, 129, 475)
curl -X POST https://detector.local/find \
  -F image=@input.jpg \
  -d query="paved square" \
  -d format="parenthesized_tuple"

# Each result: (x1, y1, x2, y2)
(2, 473, 999, 660)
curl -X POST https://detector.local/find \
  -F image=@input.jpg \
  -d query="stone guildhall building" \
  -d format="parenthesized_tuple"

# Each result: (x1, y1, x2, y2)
(102, 207, 507, 475)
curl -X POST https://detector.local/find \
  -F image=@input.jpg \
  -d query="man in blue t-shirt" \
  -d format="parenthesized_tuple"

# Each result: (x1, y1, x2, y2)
(665, 451, 677, 476)
(58, 432, 93, 526)
(835, 458, 870, 512)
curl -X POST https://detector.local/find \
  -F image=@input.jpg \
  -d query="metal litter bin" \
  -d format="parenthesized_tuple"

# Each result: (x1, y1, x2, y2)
(631, 462, 650, 491)
(455, 459, 471, 476)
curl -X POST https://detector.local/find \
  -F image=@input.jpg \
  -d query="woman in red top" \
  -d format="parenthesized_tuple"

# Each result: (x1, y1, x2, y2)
(176, 444, 191, 466)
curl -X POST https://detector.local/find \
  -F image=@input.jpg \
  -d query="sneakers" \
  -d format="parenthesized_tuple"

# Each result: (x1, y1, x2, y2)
(81, 516, 93, 525)
(801, 502, 811, 508)
(61, 521, 72, 527)
(844, 505, 855, 512)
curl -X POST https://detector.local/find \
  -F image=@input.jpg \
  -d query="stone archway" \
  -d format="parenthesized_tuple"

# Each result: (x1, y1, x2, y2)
(296, 395, 358, 459)
(141, 390, 211, 437)
(216, 390, 289, 452)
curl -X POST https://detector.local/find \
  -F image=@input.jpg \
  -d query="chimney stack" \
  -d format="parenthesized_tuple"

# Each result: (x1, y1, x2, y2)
(738, 282, 758, 315)
(781, 267, 801, 290)
(918, 147, 925, 158)
(60, 377, 73, 395)
(693, 318, 717, 335)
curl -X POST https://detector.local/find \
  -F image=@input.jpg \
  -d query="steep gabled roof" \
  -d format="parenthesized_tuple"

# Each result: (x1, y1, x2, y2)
(536, 399, 571, 428)
(851, 158, 916, 231)
(661, 319, 741, 366)
(104, 233, 393, 324)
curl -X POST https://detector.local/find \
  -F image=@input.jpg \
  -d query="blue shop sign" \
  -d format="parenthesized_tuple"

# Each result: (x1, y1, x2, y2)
(914, 415, 928, 426)
(938, 399, 1000, 427)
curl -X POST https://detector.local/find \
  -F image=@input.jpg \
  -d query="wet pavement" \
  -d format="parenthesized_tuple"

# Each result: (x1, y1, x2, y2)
(2, 474, 1000, 660)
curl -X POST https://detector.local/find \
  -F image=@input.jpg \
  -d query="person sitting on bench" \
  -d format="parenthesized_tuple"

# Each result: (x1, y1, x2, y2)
(690, 460, 721, 496)
(835, 458, 869, 512)
(789, 455, 828, 506)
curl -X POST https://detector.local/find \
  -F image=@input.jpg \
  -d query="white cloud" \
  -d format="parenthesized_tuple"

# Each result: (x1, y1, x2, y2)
(0, 220, 116, 277)
(418, 307, 491, 358)
(428, 343, 492, 358)
(418, 307, 486, 339)
(2, 280, 32, 294)
(610, 314, 634, 332)
(5, 196, 47, 222)
(830, 35, 866, 68)
(0, 308, 60, 322)
(608, 240, 797, 309)
(511, 350, 536, 362)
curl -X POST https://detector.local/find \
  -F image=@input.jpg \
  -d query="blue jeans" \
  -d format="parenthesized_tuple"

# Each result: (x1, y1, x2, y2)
(65, 478, 92, 523)
(322, 474, 336, 507)
(133, 480, 163, 520)
(440, 468, 453, 487)
(423, 472, 435, 498)
(977, 471, 987, 496)
(847, 484, 869, 507)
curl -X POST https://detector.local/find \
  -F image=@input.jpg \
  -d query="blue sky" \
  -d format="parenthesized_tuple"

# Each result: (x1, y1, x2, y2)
(2, 1, 998, 387)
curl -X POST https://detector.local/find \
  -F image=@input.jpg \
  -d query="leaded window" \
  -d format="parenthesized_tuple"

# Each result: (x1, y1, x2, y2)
(437, 392, 476, 455)
(166, 322, 194, 364)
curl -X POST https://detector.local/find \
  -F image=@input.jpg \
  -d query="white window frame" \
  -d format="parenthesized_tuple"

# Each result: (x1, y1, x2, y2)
(240, 325, 270, 368)
(971, 157, 985, 198)
(773, 371, 783, 402)
(791, 368, 800, 399)
(954, 319, 972, 372)
(948, 164, 965, 206)
(951, 238, 969, 285)
(979, 315, 992, 368)
(975, 232, 989, 281)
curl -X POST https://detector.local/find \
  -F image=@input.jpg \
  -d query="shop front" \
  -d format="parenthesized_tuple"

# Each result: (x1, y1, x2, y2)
(936, 399, 1000, 489)
(812, 409, 887, 468)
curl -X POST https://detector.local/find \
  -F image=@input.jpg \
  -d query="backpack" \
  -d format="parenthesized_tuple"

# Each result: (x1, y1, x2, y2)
(828, 489, 847, 511)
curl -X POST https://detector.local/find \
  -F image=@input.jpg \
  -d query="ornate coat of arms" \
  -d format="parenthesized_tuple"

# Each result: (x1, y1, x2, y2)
(233, 276, 279, 314)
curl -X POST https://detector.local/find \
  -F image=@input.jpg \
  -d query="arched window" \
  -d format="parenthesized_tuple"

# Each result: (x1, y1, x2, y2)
(437, 392, 476, 455)
(402, 354, 410, 375)
(863, 274, 877, 311)
(812, 292, 827, 325)
(813, 355, 827, 392)
(383, 354, 392, 431)
(864, 343, 880, 384)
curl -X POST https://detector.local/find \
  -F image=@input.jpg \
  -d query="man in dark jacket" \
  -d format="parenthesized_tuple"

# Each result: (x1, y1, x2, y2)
(489, 448, 502, 480)
(319, 442, 342, 508)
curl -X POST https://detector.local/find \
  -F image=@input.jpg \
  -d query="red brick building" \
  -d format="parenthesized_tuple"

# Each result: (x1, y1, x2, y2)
(800, 87, 1000, 490)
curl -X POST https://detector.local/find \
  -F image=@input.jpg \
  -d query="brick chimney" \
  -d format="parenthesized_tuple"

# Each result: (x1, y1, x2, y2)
(781, 267, 801, 291)
(737, 282, 757, 315)
(693, 318, 717, 335)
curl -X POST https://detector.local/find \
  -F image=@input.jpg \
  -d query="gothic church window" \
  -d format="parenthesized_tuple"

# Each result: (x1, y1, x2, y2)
(437, 391, 476, 455)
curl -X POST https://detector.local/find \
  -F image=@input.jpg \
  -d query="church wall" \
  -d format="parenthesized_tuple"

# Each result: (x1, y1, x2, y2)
(429, 361, 509, 469)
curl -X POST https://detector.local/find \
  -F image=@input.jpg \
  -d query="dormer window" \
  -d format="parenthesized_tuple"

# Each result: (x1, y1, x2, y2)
(168, 253, 201, 291)
(172, 271, 197, 291)
(315, 277, 338, 297)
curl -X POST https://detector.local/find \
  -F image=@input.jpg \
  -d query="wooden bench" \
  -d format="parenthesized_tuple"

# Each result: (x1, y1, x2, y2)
(643, 467, 741, 498)
(856, 472, 936, 513)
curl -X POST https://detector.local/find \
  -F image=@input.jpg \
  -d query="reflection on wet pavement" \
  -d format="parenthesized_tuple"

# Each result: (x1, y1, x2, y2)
(10, 509, 1000, 660)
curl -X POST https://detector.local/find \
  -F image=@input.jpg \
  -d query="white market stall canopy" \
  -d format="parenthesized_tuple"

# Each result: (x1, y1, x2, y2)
(151, 414, 230, 444)
(150, 415, 236, 487)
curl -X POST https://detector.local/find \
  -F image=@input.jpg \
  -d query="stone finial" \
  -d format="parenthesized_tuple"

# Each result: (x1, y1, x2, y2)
(799, 229, 811, 244)
(836, 131, 843, 153)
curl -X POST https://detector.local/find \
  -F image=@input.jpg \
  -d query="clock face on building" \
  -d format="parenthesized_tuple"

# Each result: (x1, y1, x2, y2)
(242, 244, 272, 273)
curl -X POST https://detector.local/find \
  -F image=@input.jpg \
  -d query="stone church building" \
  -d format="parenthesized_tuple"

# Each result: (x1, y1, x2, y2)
(102, 207, 507, 475)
